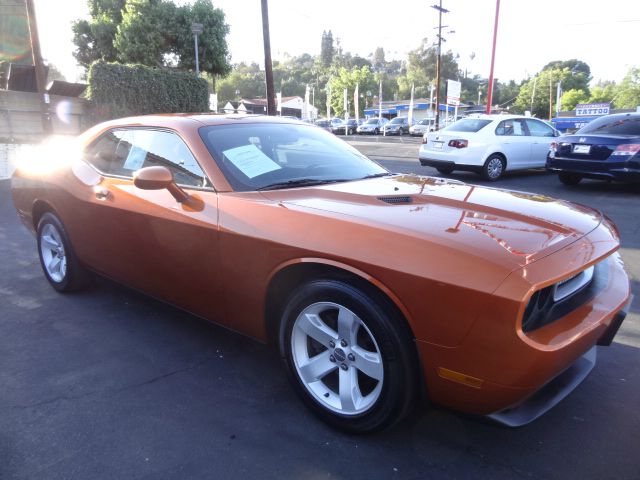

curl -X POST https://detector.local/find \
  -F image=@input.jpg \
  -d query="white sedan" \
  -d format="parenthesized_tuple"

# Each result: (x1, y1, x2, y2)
(418, 115, 560, 180)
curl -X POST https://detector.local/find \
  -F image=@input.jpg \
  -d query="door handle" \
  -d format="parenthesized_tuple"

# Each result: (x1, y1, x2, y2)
(93, 186, 111, 200)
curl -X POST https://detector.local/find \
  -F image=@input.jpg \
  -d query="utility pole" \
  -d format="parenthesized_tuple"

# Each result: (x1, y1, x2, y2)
(485, 0, 501, 114)
(431, 1, 449, 131)
(25, 0, 51, 134)
(261, 0, 276, 115)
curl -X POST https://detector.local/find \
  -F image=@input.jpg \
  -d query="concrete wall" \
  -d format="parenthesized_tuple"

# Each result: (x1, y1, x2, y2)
(0, 142, 31, 179)
(0, 90, 89, 143)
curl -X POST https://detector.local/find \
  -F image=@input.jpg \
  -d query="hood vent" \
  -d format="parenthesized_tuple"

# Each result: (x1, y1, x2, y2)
(377, 195, 412, 204)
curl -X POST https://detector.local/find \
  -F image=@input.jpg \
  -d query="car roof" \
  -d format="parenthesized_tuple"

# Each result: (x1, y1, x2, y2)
(462, 114, 539, 121)
(95, 113, 306, 129)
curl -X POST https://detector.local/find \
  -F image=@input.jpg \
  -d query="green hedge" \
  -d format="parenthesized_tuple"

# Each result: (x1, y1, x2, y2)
(87, 61, 209, 120)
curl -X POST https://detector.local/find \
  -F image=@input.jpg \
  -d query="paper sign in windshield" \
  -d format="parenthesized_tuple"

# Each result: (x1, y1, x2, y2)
(223, 144, 281, 179)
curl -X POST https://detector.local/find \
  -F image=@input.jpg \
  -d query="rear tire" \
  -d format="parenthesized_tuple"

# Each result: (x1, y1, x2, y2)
(436, 166, 454, 175)
(558, 172, 582, 185)
(482, 154, 506, 181)
(37, 212, 88, 292)
(279, 279, 417, 433)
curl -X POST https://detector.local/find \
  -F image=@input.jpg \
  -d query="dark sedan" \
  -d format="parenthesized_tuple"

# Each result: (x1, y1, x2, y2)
(546, 113, 640, 184)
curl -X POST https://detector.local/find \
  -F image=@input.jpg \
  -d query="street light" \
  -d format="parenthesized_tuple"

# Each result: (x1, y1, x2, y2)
(431, 1, 449, 131)
(191, 22, 203, 75)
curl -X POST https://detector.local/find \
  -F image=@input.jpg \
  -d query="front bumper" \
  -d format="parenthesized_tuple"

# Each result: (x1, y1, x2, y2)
(416, 220, 631, 423)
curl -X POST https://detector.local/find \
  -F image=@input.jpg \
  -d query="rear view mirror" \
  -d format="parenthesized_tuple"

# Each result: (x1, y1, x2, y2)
(133, 166, 189, 203)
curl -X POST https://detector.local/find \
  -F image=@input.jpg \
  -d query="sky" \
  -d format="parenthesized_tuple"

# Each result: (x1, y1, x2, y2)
(33, 0, 640, 85)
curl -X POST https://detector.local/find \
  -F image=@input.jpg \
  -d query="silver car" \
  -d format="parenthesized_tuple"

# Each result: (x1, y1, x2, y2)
(357, 118, 389, 135)
(409, 119, 435, 136)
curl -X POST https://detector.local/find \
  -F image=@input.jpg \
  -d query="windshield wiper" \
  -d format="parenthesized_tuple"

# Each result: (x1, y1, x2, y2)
(257, 178, 349, 191)
(361, 172, 394, 179)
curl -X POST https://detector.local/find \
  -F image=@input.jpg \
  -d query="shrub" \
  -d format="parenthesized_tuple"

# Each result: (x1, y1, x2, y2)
(87, 60, 209, 120)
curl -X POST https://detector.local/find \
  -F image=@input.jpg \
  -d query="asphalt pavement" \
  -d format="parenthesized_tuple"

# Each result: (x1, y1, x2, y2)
(1, 146, 639, 480)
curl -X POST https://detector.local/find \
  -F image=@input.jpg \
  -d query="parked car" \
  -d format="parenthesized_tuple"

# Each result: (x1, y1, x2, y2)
(331, 118, 359, 135)
(357, 117, 388, 135)
(382, 117, 411, 136)
(546, 113, 640, 185)
(314, 119, 332, 132)
(12, 115, 630, 433)
(419, 115, 561, 180)
(409, 118, 435, 136)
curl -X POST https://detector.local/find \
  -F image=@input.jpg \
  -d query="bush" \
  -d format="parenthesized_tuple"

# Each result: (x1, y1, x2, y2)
(87, 61, 209, 120)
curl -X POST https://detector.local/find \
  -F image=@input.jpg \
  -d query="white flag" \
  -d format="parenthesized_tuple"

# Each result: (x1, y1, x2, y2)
(354, 83, 359, 122)
(343, 88, 348, 120)
(326, 84, 331, 118)
(408, 83, 414, 125)
(276, 92, 282, 114)
(304, 85, 310, 119)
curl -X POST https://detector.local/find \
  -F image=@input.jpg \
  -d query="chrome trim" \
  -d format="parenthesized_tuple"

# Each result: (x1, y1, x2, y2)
(553, 265, 595, 302)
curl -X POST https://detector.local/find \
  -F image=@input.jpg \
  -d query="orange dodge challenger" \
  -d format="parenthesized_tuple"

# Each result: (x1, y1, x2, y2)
(12, 115, 631, 433)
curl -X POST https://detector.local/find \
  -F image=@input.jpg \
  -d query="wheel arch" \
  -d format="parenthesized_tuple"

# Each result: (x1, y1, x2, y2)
(264, 259, 415, 347)
(485, 151, 507, 169)
(32, 199, 60, 231)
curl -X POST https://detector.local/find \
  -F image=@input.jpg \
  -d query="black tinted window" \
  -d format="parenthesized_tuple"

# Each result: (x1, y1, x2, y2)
(578, 115, 640, 135)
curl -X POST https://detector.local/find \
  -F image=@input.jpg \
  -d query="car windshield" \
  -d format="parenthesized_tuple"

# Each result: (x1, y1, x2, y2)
(365, 119, 378, 125)
(578, 115, 640, 135)
(443, 118, 492, 133)
(199, 123, 388, 191)
(418, 119, 430, 125)
(390, 118, 405, 124)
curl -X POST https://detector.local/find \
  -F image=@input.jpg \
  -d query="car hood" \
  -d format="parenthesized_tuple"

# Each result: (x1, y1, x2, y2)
(260, 174, 602, 271)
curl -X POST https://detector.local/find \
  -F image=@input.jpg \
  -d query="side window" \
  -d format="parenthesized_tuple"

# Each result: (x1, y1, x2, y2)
(495, 119, 527, 136)
(85, 129, 211, 188)
(84, 130, 130, 174)
(526, 119, 555, 137)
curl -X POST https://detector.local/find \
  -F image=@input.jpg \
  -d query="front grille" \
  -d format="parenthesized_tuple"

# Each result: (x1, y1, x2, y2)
(377, 196, 412, 204)
(522, 260, 606, 333)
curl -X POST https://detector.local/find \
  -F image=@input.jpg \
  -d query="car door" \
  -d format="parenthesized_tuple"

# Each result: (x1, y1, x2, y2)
(69, 128, 223, 323)
(526, 119, 557, 167)
(494, 119, 531, 169)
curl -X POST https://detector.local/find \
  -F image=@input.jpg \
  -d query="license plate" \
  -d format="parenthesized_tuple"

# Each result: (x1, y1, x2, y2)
(432, 141, 444, 150)
(573, 144, 591, 154)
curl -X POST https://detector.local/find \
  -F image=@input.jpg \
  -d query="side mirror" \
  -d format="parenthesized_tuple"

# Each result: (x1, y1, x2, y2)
(133, 166, 189, 203)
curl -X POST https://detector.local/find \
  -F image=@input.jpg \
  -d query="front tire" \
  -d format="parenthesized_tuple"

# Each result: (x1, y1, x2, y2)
(482, 154, 506, 181)
(558, 172, 582, 185)
(37, 212, 88, 292)
(279, 279, 417, 433)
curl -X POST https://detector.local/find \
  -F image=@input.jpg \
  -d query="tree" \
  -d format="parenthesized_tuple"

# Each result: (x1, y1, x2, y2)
(216, 63, 265, 104)
(320, 30, 334, 69)
(72, 0, 127, 69)
(169, 0, 231, 77)
(327, 66, 375, 117)
(73, 0, 230, 77)
(614, 67, 640, 109)
(396, 38, 460, 100)
(513, 62, 592, 117)
(588, 81, 617, 104)
(561, 89, 589, 111)
(372, 47, 385, 71)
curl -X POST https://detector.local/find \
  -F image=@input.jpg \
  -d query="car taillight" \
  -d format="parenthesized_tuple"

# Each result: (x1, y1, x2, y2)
(611, 144, 640, 156)
(448, 139, 468, 148)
